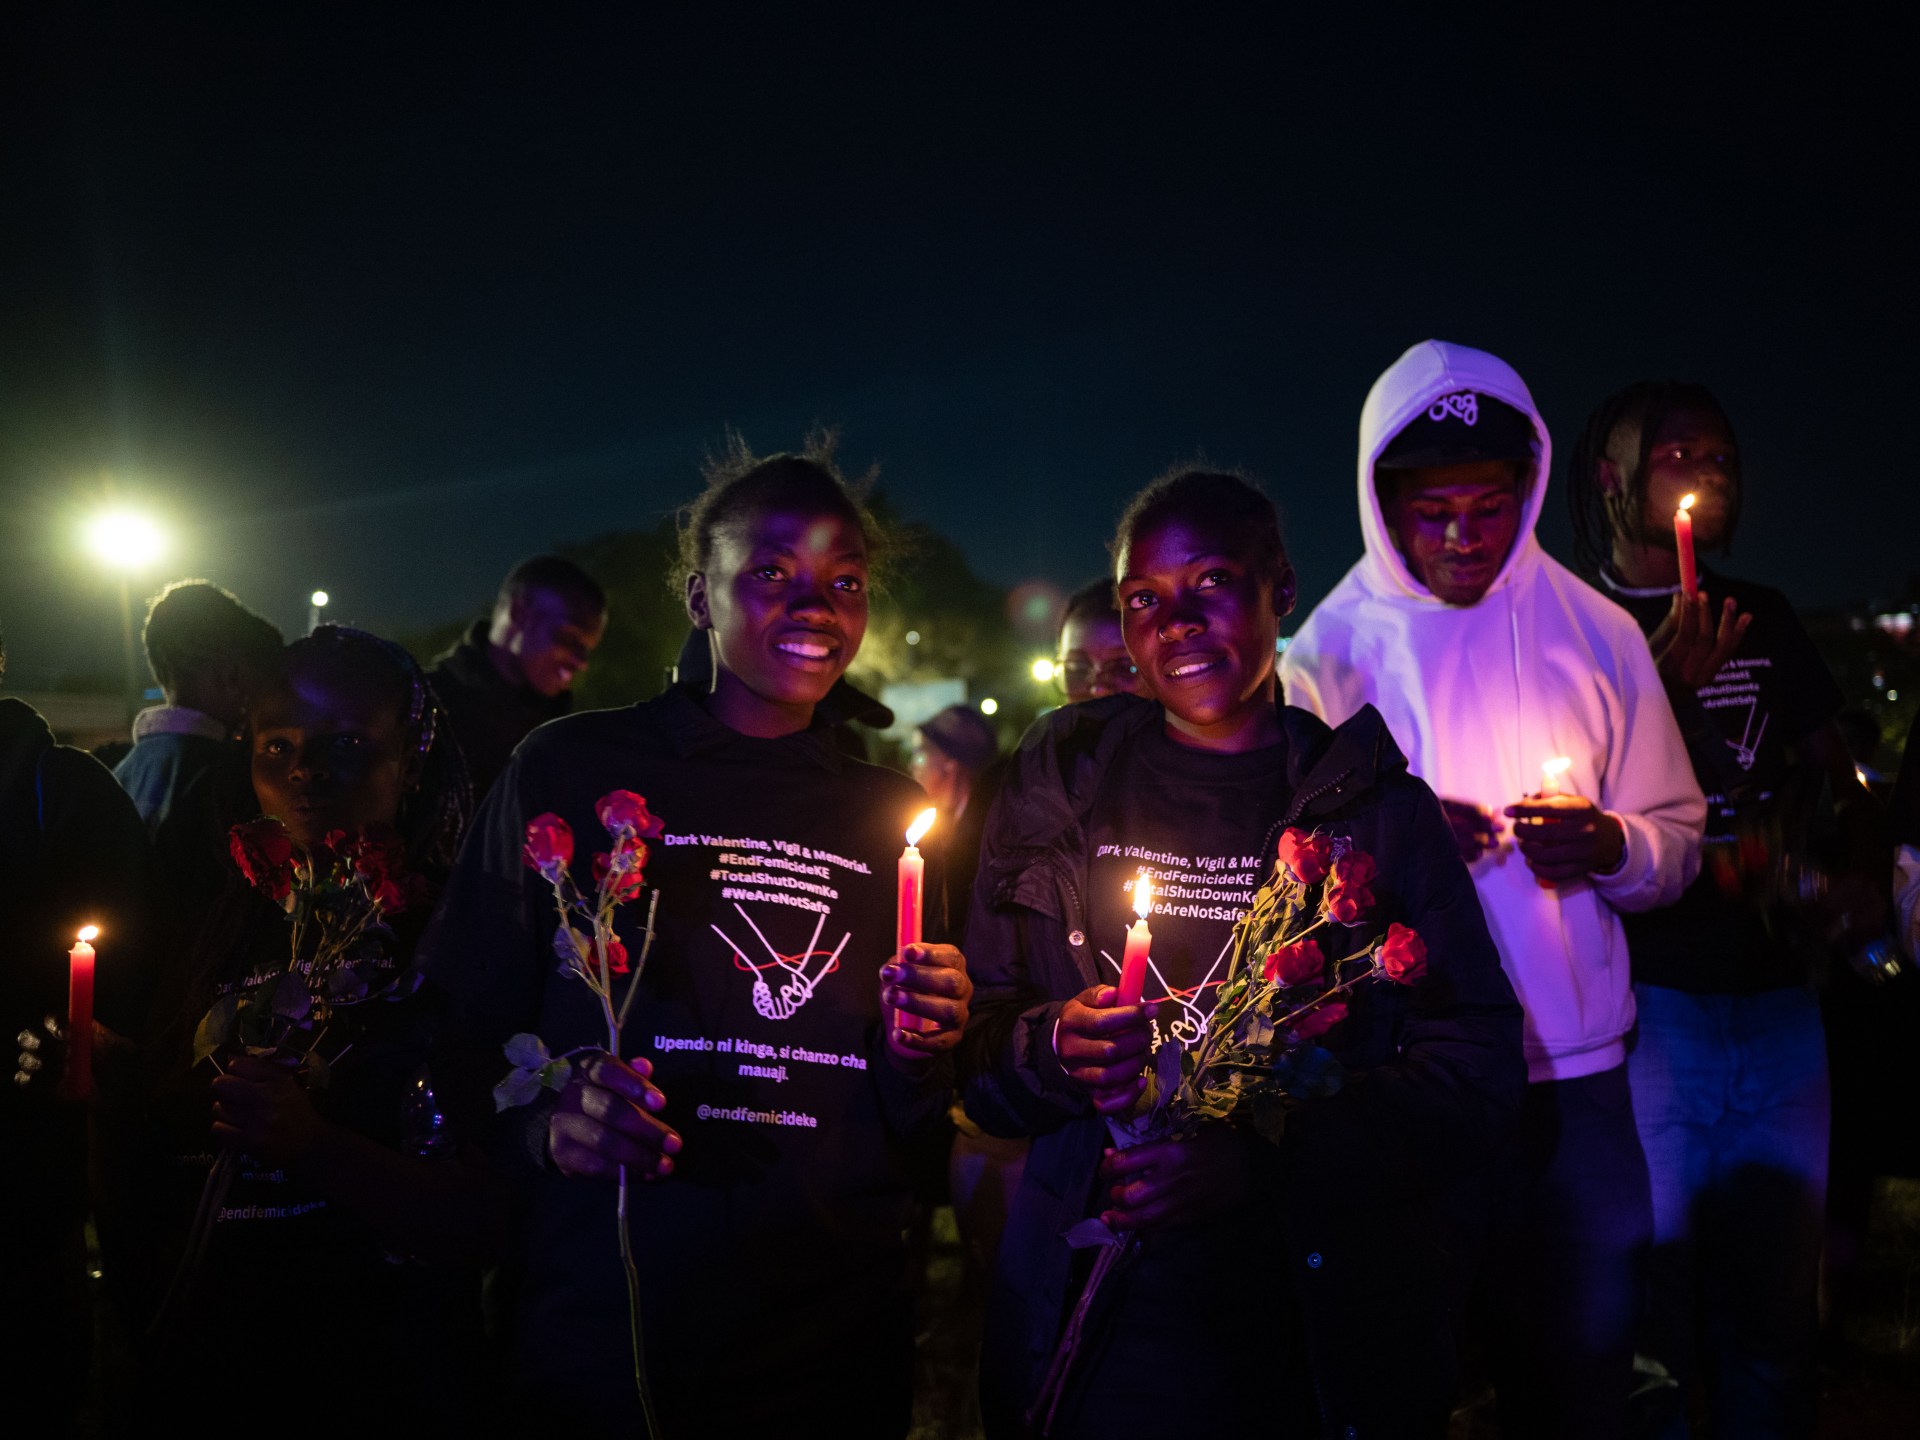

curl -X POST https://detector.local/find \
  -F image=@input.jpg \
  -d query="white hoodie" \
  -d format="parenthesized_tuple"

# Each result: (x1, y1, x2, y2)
(1280, 340, 1705, 1083)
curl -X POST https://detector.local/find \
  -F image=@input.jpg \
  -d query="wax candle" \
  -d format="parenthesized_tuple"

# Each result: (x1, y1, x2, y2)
(1116, 875, 1154, 1006)
(1540, 756, 1573, 796)
(894, 808, 937, 1034)
(69, 926, 97, 1099)
(1674, 493, 1698, 598)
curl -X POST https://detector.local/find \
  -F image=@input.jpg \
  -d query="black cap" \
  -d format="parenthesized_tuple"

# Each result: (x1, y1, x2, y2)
(1377, 391, 1536, 471)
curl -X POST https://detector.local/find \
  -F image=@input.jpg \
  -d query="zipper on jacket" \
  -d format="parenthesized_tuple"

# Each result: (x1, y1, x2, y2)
(1281, 767, 1355, 832)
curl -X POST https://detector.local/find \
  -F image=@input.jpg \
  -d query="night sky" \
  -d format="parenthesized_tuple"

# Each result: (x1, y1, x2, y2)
(3, 6, 1913, 690)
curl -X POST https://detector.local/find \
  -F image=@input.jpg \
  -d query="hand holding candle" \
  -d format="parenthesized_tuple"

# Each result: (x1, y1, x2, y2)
(1116, 875, 1154, 1007)
(1674, 493, 1698, 598)
(894, 808, 936, 1034)
(68, 926, 97, 1099)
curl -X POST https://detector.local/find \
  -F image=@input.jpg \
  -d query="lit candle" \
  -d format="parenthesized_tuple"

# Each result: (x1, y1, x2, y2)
(1540, 756, 1573, 796)
(69, 926, 97, 1099)
(1674, 493, 1698, 598)
(895, 808, 937, 1034)
(1116, 875, 1154, 1006)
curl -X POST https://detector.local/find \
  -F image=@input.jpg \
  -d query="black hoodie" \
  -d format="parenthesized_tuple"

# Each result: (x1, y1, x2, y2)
(957, 694, 1524, 1439)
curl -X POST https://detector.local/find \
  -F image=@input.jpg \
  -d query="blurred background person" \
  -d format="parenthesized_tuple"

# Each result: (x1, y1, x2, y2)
(2, 624, 153, 1438)
(113, 580, 282, 835)
(427, 555, 607, 798)
(1054, 577, 1143, 704)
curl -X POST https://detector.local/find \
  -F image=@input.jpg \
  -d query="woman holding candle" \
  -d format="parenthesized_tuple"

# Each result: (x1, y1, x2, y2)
(957, 469, 1523, 1438)
(423, 433, 970, 1436)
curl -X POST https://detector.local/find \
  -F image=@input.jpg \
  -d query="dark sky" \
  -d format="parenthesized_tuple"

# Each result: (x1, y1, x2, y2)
(3, 5, 1913, 690)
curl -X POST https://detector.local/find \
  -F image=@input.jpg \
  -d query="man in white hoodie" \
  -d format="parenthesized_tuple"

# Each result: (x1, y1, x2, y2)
(1280, 340, 1705, 1439)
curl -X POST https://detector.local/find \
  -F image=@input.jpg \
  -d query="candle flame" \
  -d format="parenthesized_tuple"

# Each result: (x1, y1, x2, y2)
(905, 807, 936, 848)
(77, 925, 100, 942)
(1541, 756, 1573, 782)
(1678, 493, 1696, 513)
(1132, 873, 1154, 920)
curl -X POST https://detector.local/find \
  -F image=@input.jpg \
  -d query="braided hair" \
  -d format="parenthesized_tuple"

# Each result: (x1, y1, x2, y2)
(1567, 380, 1742, 578)
(290, 625, 473, 875)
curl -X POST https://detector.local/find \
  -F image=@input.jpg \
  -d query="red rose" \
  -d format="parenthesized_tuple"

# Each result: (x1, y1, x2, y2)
(524, 814, 574, 882)
(596, 791, 664, 841)
(593, 845, 647, 902)
(229, 818, 296, 901)
(1263, 938, 1325, 987)
(1292, 1000, 1348, 1041)
(1329, 850, 1378, 889)
(602, 936, 631, 976)
(1378, 923, 1428, 984)
(1276, 828, 1333, 887)
(1326, 884, 1375, 925)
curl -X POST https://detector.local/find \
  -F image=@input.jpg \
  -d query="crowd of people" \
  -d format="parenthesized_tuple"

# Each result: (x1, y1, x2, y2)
(3, 340, 1916, 1439)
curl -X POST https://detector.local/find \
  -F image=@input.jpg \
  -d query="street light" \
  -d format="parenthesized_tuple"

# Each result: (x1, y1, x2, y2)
(1030, 658, 1056, 683)
(309, 590, 330, 633)
(82, 508, 167, 719)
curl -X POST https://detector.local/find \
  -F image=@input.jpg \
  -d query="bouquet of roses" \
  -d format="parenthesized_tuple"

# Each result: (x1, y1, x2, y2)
(493, 790, 665, 1440)
(1030, 827, 1428, 1433)
(156, 818, 429, 1330)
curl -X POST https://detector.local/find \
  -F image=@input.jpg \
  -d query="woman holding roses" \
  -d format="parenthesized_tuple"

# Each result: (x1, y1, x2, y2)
(422, 434, 970, 1436)
(956, 468, 1526, 1438)
(111, 626, 482, 1433)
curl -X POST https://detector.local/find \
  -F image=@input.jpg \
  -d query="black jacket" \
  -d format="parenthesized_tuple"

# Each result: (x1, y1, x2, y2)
(426, 620, 572, 799)
(957, 695, 1525, 1439)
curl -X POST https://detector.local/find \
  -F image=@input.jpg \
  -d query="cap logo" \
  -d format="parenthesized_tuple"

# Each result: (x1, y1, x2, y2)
(1428, 391, 1479, 426)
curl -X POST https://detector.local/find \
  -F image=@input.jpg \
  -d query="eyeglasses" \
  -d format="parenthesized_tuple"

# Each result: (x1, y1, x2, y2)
(1056, 657, 1138, 696)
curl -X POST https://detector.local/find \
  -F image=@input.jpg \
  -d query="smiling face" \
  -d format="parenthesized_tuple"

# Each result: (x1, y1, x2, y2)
(1116, 514, 1295, 751)
(1629, 407, 1740, 551)
(250, 652, 413, 848)
(687, 505, 870, 737)
(1378, 461, 1526, 606)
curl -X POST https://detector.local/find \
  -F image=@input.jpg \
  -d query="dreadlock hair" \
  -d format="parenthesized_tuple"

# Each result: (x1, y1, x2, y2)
(1111, 466, 1290, 586)
(1566, 380, 1742, 578)
(673, 429, 889, 593)
(285, 626, 473, 875)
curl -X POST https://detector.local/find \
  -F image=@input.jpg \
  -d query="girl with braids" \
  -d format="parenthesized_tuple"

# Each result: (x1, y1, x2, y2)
(113, 626, 489, 1432)
(424, 435, 970, 1436)
(1569, 381, 1886, 1439)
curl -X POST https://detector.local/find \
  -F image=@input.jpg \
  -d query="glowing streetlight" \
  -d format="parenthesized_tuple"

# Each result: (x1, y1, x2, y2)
(84, 509, 166, 571)
(311, 590, 330, 608)
(979, 697, 999, 716)
(308, 589, 330, 633)
(904, 629, 921, 646)
(1030, 657, 1056, 683)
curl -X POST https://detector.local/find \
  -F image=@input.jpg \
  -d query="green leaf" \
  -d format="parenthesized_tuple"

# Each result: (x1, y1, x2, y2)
(502, 1032, 551, 1070)
(192, 994, 239, 1066)
(271, 970, 312, 1022)
(538, 1059, 572, 1091)
(1064, 1217, 1121, 1249)
(492, 1067, 546, 1112)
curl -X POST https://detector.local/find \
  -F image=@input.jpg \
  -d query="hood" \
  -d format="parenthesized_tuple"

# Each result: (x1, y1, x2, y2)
(1356, 339, 1552, 606)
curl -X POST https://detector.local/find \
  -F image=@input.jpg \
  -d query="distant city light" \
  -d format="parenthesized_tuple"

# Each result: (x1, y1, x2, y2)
(979, 697, 999, 716)
(904, 630, 921, 646)
(1030, 657, 1056, 683)
(311, 590, 330, 608)
(1890, 690, 1901, 703)
(83, 510, 166, 571)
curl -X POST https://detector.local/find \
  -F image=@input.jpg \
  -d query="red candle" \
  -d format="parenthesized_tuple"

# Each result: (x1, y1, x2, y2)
(895, 808, 936, 1034)
(69, 926, 97, 1099)
(1674, 493, 1698, 598)
(1116, 876, 1154, 1006)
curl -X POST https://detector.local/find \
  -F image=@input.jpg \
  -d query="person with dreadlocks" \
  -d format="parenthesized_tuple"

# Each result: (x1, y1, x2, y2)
(109, 626, 487, 1433)
(1568, 380, 1887, 1438)
(1279, 340, 1706, 1439)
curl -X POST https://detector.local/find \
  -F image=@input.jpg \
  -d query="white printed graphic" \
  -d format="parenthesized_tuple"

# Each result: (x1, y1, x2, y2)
(710, 903, 851, 1022)
(1428, 391, 1480, 425)
(1100, 927, 1238, 1053)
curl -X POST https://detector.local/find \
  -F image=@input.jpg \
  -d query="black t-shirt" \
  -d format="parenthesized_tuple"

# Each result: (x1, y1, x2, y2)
(425, 686, 946, 1433)
(1086, 725, 1292, 1056)
(1605, 568, 1845, 992)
